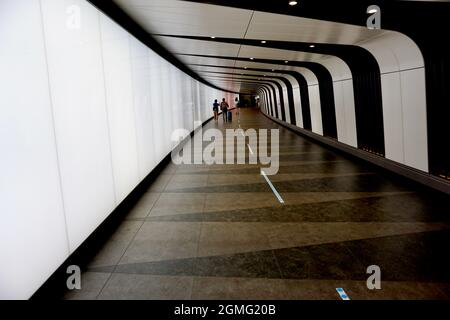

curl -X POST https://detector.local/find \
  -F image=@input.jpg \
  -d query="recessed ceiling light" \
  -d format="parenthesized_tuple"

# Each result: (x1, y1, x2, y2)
(244, 67, 247, 69)
(289, 1, 298, 6)
(285, 60, 289, 63)
(250, 57, 254, 60)
(368, 8, 378, 14)
(211, 36, 216, 39)
(261, 40, 267, 44)
(309, 44, 315, 48)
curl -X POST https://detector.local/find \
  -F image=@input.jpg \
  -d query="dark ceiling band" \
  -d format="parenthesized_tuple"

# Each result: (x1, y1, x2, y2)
(161, 34, 383, 152)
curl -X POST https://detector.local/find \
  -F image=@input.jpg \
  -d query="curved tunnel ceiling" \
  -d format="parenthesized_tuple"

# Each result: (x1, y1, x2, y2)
(108, 0, 449, 178)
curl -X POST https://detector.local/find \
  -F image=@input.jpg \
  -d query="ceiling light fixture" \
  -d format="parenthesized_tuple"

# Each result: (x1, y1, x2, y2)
(250, 57, 254, 60)
(211, 36, 216, 39)
(309, 44, 315, 48)
(368, 8, 378, 14)
(261, 40, 267, 44)
(289, 1, 298, 6)
(285, 60, 289, 63)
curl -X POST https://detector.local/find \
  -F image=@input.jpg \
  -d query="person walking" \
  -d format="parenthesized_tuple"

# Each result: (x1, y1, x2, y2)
(213, 99, 219, 121)
(220, 98, 229, 123)
(235, 97, 240, 120)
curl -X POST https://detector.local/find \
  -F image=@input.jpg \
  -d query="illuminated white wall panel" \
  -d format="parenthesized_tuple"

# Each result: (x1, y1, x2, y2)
(161, 60, 174, 153)
(169, 66, 182, 149)
(182, 77, 195, 131)
(41, 0, 116, 251)
(200, 79, 207, 120)
(148, 50, 165, 162)
(0, 0, 69, 299)
(193, 81, 202, 125)
(100, 14, 140, 203)
(129, 37, 156, 179)
(1, 0, 231, 299)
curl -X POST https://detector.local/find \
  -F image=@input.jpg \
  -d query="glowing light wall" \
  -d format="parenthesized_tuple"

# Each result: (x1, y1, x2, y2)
(0, 0, 230, 299)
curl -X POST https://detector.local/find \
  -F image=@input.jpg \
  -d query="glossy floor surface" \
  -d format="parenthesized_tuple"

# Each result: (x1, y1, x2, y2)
(64, 108, 450, 300)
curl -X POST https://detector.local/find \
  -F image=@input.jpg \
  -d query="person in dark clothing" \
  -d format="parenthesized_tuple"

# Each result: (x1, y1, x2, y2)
(213, 99, 219, 121)
(220, 98, 229, 123)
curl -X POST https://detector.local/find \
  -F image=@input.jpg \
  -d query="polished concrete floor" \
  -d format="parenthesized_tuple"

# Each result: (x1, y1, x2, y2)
(64, 108, 450, 300)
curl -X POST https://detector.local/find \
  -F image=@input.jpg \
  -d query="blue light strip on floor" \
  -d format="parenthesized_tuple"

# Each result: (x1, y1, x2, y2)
(336, 288, 350, 300)
(261, 169, 284, 204)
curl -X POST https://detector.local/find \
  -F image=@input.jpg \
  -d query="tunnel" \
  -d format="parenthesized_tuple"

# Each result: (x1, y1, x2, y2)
(1, 0, 450, 304)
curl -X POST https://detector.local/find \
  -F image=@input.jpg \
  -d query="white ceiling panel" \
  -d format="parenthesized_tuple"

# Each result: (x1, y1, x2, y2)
(114, 0, 253, 38)
(232, 61, 319, 84)
(177, 55, 237, 68)
(191, 66, 238, 75)
(198, 69, 287, 78)
(238, 45, 330, 63)
(247, 11, 387, 45)
(111, 0, 398, 92)
(154, 36, 241, 57)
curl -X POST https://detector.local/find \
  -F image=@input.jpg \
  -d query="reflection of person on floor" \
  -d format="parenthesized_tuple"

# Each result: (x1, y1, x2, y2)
(220, 98, 229, 123)
(213, 99, 219, 121)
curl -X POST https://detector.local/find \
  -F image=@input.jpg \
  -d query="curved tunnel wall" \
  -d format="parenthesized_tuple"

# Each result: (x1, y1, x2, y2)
(0, 0, 234, 299)
(232, 32, 431, 177)
(177, 30, 431, 177)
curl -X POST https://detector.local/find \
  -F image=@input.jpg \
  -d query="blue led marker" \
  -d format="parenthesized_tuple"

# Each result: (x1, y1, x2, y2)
(336, 288, 351, 300)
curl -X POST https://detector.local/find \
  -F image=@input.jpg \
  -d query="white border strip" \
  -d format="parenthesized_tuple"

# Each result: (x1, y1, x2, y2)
(261, 169, 284, 204)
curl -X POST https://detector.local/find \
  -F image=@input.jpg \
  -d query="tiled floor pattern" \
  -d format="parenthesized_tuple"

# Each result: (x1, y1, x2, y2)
(64, 109, 450, 300)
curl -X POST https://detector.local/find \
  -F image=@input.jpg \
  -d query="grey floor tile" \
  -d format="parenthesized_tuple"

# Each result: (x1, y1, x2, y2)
(64, 272, 111, 300)
(149, 193, 206, 217)
(98, 274, 193, 300)
(119, 221, 201, 264)
(125, 192, 161, 219)
(87, 220, 144, 268)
